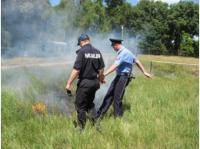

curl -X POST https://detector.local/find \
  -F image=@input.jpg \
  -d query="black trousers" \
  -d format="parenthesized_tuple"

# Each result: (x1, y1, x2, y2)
(75, 79, 100, 128)
(96, 75, 130, 118)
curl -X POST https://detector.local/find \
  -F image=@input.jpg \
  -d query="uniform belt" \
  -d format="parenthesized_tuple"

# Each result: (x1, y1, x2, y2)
(117, 73, 135, 82)
(118, 72, 131, 76)
(79, 77, 98, 80)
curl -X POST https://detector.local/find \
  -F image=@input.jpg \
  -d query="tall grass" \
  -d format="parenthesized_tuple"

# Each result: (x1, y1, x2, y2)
(2, 60, 199, 149)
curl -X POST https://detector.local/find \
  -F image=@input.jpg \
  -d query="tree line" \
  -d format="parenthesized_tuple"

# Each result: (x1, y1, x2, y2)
(58, 0, 199, 57)
(2, 0, 199, 57)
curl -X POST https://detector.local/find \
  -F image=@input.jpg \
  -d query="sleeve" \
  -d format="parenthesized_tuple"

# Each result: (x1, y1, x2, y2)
(98, 52, 105, 69)
(114, 54, 123, 66)
(73, 51, 84, 70)
(132, 54, 136, 63)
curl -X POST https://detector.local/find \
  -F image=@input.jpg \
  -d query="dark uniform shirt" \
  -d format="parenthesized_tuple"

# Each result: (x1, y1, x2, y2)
(74, 43, 105, 79)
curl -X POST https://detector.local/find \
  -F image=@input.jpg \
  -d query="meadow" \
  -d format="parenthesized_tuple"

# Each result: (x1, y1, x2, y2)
(1, 55, 199, 149)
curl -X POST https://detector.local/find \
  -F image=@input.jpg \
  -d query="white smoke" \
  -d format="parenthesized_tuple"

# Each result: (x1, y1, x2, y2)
(2, 0, 141, 115)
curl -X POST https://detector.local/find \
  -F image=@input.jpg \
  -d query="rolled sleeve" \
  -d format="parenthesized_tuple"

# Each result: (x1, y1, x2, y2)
(132, 54, 136, 63)
(73, 52, 83, 70)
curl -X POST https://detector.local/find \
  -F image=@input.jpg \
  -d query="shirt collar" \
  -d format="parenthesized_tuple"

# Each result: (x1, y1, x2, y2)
(117, 46, 125, 55)
(82, 43, 91, 48)
(76, 43, 91, 53)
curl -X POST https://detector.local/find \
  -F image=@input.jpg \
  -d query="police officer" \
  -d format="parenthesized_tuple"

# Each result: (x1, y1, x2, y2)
(95, 38, 152, 119)
(65, 34, 105, 129)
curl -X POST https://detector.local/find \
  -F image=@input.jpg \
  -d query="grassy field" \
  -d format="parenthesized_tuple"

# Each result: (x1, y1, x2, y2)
(138, 55, 199, 64)
(2, 55, 199, 149)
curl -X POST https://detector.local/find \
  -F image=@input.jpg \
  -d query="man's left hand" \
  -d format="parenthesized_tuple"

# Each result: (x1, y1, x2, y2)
(144, 72, 153, 78)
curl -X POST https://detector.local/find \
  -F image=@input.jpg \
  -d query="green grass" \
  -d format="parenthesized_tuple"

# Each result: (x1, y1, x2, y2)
(2, 60, 199, 149)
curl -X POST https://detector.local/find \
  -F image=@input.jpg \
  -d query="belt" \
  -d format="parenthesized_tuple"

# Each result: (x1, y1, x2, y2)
(79, 77, 98, 80)
(118, 72, 131, 76)
(117, 73, 135, 80)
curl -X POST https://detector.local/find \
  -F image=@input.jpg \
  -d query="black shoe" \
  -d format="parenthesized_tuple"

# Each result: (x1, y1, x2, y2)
(73, 120, 85, 129)
(93, 110, 102, 120)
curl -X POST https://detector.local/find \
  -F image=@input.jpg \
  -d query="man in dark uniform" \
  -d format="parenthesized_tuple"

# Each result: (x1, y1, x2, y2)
(65, 34, 105, 129)
(95, 38, 152, 119)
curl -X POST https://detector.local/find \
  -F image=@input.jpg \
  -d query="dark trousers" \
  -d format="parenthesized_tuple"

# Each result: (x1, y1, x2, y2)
(96, 75, 130, 118)
(75, 79, 99, 128)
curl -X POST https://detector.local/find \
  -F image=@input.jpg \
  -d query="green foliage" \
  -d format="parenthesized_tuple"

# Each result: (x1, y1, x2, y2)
(53, 0, 79, 31)
(193, 40, 199, 57)
(180, 32, 195, 56)
(75, 0, 111, 32)
(167, 1, 199, 55)
(105, 0, 125, 8)
(71, 0, 198, 57)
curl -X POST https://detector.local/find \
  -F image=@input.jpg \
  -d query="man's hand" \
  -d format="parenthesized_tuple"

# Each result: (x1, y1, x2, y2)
(65, 83, 72, 91)
(144, 72, 153, 78)
(100, 74, 106, 83)
(65, 68, 80, 91)
(135, 59, 153, 79)
(100, 78, 106, 84)
(99, 69, 106, 84)
(100, 79, 106, 84)
(65, 83, 72, 97)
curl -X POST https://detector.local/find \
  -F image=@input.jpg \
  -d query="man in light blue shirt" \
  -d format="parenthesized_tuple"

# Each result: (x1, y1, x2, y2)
(95, 38, 152, 119)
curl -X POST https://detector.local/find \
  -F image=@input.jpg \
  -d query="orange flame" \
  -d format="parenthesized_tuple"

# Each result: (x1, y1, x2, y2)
(32, 102, 46, 113)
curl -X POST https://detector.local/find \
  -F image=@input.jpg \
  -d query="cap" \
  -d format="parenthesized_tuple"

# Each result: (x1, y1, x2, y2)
(109, 38, 123, 46)
(77, 34, 90, 45)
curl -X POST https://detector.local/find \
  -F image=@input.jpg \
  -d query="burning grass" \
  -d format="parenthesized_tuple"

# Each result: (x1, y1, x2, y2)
(32, 102, 46, 114)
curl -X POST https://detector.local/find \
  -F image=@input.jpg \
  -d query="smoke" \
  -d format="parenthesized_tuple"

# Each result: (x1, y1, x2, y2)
(2, 0, 141, 115)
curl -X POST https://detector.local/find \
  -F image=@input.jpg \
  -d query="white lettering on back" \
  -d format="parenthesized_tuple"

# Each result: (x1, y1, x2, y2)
(85, 53, 100, 59)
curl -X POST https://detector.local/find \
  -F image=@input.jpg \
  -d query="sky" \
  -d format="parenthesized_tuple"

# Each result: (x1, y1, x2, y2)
(49, 0, 61, 6)
(49, 0, 198, 7)
(48, 0, 140, 6)
(127, 0, 139, 5)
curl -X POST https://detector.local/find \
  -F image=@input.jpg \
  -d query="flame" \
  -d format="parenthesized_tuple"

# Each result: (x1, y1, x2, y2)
(32, 102, 46, 113)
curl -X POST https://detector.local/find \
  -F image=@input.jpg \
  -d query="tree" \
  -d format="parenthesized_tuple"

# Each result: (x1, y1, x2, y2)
(131, 0, 169, 54)
(75, 0, 111, 32)
(180, 32, 198, 57)
(2, 0, 53, 45)
(2, 0, 199, 57)
(105, 0, 125, 8)
(167, 1, 199, 55)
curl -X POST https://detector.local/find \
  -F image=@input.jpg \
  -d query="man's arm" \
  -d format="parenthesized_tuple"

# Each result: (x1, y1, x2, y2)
(98, 52, 106, 83)
(104, 64, 118, 77)
(135, 59, 152, 78)
(98, 68, 105, 83)
(65, 69, 80, 90)
(66, 50, 83, 91)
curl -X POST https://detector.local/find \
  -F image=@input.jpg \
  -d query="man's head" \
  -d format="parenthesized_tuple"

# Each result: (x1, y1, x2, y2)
(109, 38, 123, 51)
(77, 34, 90, 47)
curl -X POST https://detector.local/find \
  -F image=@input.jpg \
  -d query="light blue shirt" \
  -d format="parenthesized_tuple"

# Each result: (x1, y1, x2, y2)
(114, 46, 136, 75)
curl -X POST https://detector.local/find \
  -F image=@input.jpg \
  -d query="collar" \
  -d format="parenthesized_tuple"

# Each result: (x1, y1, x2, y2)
(117, 46, 124, 55)
(76, 43, 91, 53)
(82, 43, 91, 48)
